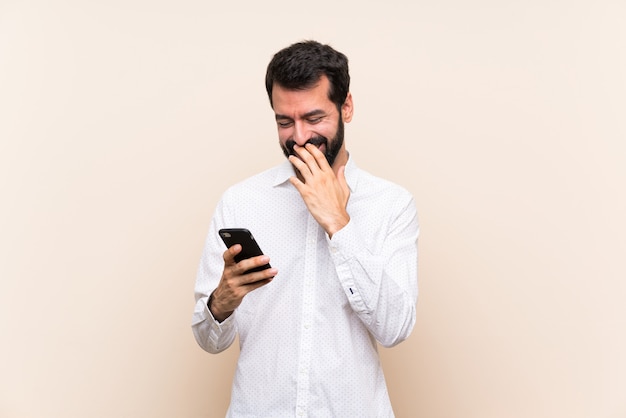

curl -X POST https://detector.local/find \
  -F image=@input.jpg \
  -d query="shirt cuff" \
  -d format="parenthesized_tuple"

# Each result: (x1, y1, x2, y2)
(326, 221, 371, 314)
(327, 219, 366, 262)
(204, 295, 236, 331)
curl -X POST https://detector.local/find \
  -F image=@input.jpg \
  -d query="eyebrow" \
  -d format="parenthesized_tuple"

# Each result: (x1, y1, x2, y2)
(275, 109, 326, 121)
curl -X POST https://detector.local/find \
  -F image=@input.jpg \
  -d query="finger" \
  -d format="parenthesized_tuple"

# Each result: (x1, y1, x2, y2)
(237, 254, 270, 274)
(288, 175, 305, 192)
(243, 277, 273, 293)
(288, 155, 316, 185)
(288, 153, 310, 176)
(294, 144, 321, 173)
(237, 254, 276, 275)
(242, 268, 277, 286)
(223, 244, 242, 266)
(337, 165, 350, 193)
(304, 143, 331, 171)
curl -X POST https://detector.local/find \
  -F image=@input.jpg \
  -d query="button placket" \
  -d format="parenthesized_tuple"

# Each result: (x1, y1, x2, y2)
(294, 215, 318, 417)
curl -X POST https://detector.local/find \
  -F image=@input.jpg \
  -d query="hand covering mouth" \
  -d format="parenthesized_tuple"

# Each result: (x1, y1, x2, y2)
(284, 136, 328, 157)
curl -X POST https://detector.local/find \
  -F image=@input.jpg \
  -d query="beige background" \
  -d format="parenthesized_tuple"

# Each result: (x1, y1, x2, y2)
(1, 0, 625, 417)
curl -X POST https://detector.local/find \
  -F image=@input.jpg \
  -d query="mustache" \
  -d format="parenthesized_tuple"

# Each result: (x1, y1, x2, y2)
(284, 136, 328, 156)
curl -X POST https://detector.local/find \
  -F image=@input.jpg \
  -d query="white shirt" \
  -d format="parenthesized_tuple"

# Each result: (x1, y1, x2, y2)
(192, 156, 419, 417)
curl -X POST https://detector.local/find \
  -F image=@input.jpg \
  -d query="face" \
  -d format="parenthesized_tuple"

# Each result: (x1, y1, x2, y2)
(272, 76, 353, 170)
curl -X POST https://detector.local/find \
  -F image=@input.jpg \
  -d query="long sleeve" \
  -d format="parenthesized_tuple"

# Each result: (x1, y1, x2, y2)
(191, 200, 238, 354)
(328, 192, 419, 347)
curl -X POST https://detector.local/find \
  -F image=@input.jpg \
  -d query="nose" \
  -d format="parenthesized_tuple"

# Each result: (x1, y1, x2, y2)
(292, 121, 310, 146)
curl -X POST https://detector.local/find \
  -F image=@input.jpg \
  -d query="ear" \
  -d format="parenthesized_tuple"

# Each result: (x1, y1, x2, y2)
(341, 92, 354, 123)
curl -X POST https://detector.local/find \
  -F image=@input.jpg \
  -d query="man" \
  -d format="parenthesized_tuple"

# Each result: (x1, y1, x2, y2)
(192, 40, 419, 417)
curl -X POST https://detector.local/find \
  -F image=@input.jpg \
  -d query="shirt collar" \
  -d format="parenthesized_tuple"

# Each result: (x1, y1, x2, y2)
(272, 153, 359, 193)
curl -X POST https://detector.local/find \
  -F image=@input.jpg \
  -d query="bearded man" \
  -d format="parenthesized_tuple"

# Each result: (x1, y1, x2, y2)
(192, 40, 419, 417)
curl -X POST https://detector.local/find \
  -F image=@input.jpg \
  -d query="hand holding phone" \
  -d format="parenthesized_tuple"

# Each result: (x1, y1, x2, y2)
(210, 228, 275, 322)
(219, 228, 271, 274)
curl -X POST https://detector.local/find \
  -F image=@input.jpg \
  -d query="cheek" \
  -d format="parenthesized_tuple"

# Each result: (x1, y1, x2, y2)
(318, 123, 337, 140)
(308, 120, 334, 138)
(278, 133, 291, 146)
(277, 127, 292, 141)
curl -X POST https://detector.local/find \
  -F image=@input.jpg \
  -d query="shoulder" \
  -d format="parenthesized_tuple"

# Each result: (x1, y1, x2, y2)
(347, 164, 418, 226)
(347, 164, 419, 237)
(354, 165, 414, 203)
(220, 163, 287, 203)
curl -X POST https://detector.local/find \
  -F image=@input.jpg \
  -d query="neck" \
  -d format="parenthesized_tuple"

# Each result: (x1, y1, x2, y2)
(331, 148, 349, 175)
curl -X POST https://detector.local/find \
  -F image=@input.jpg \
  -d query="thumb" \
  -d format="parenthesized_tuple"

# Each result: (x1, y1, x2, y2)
(337, 166, 350, 195)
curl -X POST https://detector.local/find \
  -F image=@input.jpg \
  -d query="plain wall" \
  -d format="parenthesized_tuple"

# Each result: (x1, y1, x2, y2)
(1, 0, 625, 417)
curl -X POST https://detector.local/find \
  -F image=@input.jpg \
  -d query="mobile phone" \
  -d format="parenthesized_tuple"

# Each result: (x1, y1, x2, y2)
(218, 228, 271, 273)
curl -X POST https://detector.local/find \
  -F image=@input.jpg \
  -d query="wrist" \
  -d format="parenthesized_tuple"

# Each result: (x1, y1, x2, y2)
(208, 291, 232, 323)
(327, 215, 350, 239)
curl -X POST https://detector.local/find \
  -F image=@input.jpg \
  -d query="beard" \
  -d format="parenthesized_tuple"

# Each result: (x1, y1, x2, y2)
(281, 117, 344, 168)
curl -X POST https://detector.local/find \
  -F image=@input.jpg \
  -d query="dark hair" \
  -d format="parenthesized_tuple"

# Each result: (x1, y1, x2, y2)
(265, 40, 350, 110)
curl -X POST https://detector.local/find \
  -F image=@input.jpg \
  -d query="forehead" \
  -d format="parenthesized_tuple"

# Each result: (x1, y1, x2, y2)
(271, 76, 335, 114)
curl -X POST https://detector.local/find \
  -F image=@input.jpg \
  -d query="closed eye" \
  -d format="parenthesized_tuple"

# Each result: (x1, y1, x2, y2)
(277, 121, 293, 128)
